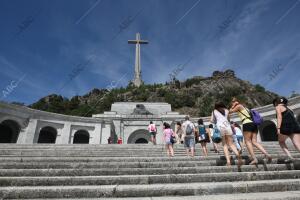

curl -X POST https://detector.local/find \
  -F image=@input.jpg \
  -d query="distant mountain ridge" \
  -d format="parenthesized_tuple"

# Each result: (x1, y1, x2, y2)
(30, 69, 278, 117)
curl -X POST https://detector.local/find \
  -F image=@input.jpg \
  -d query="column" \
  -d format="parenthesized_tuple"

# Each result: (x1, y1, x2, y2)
(90, 124, 102, 144)
(100, 123, 111, 144)
(24, 119, 38, 144)
(56, 122, 71, 144)
(156, 120, 164, 145)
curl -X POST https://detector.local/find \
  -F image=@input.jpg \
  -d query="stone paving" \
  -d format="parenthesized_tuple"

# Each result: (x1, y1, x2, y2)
(0, 143, 299, 199)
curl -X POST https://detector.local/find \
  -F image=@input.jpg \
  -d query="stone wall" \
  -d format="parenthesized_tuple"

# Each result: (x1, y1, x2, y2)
(1, 96, 300, 144)
(0, 102, 108, 144)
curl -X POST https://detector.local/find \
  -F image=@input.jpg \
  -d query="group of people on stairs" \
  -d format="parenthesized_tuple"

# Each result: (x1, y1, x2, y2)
(148, 97, 300, 166)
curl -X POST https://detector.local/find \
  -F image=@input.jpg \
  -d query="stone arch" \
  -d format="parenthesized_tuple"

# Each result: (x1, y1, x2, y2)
(73, 130, 90, 144)
(259, 120, 278, 141)
(37, 126, 57, 143)
(127, 129, 150, 144)
(0, 120, 21, 143)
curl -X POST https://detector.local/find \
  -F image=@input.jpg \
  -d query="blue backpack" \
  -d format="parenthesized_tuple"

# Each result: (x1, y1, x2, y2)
(198, 125, 207, 140)
(212, 127, 222, 143)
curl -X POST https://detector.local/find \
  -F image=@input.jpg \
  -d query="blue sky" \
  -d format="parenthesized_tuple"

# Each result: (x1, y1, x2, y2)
(0, 0, 299, 105)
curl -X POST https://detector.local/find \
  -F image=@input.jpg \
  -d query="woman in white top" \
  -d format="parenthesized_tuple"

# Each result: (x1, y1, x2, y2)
(210, 102, 242, 166)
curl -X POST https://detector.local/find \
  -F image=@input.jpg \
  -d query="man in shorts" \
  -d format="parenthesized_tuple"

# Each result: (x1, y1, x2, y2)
(182, 116, 196, 157)
(148, 121, 157, 145)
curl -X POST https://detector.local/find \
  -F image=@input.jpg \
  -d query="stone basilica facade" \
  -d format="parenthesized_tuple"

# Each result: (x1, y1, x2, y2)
(1, 96, 300, 144)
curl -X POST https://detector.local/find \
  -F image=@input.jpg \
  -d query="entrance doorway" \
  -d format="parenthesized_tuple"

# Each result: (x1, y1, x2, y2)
(259, 121, 278, 141)
(0, 120, 20, 143)
(38, 126, 57, 143)
(127, 129, 150, 144)
(73, 130, 90, 144)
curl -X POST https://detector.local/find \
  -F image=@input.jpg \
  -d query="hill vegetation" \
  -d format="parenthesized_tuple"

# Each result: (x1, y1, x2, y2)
(30, 69, 278, 117)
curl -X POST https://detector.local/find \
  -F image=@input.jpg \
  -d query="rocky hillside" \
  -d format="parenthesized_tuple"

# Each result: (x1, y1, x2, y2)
(30, 69, 278, 117)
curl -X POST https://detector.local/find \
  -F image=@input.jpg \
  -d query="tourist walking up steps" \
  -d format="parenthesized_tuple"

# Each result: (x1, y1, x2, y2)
(233, 122, 245, 151)
(197, 119, 209, 157)
(230, 97, 272, 165)
(211, 102, 242, 166)
(273, 97, 300, 161)
(176, 122, 184, 144)
(163, 122, 175, 157)
(231, 122, 242, 153)
(182, 116, 196, 157)
(148, 121, 157, 145)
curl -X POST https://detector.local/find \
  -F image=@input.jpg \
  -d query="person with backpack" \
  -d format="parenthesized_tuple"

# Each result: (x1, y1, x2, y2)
(273, 97, 300, 161)
(148, 121, 157, 145)
(211, 102, 242, 166)
(197, 119, 209, 157)
(182, 116, 196, 157)
(208, 124, 220, 153)
(163, 122, 175, 157)
(230, 97, 272, 165)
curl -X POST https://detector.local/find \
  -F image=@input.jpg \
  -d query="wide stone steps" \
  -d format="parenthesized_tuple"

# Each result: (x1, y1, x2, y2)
(0, 143, 299, 199)
(0, 154, 299, 164)
(0, 157, 297, 169)
(27, 191, 300, 200)
(0, 164, 297, 177)
(20, 191, 300, 200)
(1, 171, 300, 186)
(0, 150, 297, 158)
(1, 179, 300, 199)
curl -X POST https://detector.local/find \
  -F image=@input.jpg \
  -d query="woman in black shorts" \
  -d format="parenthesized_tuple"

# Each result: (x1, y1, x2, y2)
(273, 97, 300, 161)
(230, 97, 272, 165)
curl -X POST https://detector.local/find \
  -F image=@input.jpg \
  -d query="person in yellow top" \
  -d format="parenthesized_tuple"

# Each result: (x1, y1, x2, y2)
(229, 97, 272, 165)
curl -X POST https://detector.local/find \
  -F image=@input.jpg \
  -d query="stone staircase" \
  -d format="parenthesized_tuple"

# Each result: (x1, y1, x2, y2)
(0, 143, 299, 199)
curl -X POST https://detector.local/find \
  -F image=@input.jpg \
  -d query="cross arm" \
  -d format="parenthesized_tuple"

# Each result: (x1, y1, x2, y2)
(128, 40, 149, 44)
(139, 40, 148, 44)
(128, 40, 137, 44)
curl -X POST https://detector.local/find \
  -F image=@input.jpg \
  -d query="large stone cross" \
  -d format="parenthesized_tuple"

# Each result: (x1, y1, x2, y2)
(128, 33, 148, 87)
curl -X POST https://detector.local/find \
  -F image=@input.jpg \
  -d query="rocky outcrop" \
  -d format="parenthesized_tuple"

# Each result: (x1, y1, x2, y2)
(212, 69, 235, 78)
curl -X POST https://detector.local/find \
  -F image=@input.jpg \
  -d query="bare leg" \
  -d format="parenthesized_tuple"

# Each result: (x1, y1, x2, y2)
(222, 136, 231, 166)
(166, 145, 170, 157)
(152, 136, 156, 145)
(204, 143, 208, 156)
(238, 137, 245, 150)
(227, 136, 240, 157)
(290, 134, 300, 152)
(186, 149, 190, 157)
(213, 142, 219, 152)
(278, 134, 294, 158)
(252, 132, 272, 161)
(226, 135, 242, 166)
(169, 145, 174, 157)
(190, 147, 195, 157)
(185, 147, 190, 157)
(201, 142, 208, 156)
(243, 131, 258, 164)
